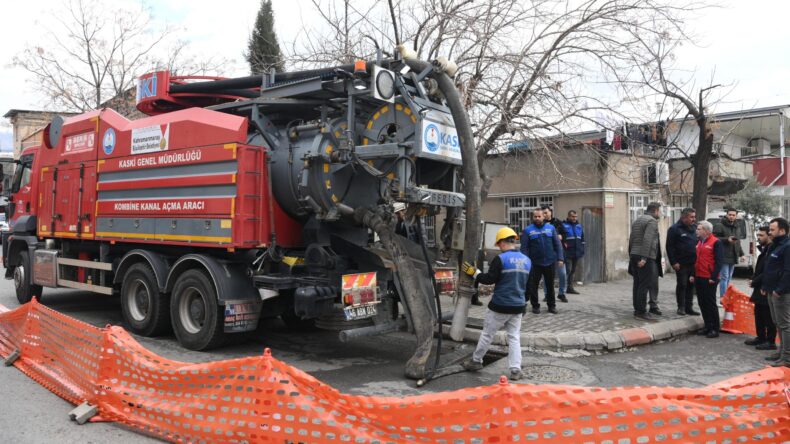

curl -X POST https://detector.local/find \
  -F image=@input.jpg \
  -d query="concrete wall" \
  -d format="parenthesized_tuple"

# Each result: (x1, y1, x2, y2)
(665, 122, 751, 160)
(486, 148, 604, 195)
(481, 147, 667, 282)
(668, 157, 753, 195)
(604, 192, 631, 280)
(6, 112, 54, 159)
(603, 152, 655, 189)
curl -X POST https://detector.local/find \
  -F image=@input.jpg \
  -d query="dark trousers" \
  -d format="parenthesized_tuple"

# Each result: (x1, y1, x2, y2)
(528, 264, 555, 308)
(695, 278, 720, 332)
(675, 263, 695, 311)
(565, 258, 579, 289)
(754, 303, 777, 342)
(631, 257, 657, 314)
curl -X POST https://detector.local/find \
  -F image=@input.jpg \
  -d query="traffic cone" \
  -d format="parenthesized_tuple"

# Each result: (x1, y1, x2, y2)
(720, 284, 753, 334)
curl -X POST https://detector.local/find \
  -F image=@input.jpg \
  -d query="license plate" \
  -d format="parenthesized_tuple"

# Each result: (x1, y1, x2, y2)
(343, 304, 377, 321)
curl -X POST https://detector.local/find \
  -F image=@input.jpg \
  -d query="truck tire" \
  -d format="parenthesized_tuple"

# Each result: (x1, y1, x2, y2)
(170, 269, 225, 350)
(121, 263, 171, 336)
(14, 251, 42, 304)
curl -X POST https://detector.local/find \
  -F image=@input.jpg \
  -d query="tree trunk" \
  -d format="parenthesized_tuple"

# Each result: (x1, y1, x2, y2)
(692, 118, 713, 219)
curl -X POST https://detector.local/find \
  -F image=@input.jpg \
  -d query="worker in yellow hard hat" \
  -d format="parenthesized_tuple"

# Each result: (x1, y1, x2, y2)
(393, 202, 420, 243)
(461, 226, 531, 380)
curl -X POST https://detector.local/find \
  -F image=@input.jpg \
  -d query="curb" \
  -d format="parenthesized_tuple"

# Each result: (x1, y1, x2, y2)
(445, 314, 706, 352)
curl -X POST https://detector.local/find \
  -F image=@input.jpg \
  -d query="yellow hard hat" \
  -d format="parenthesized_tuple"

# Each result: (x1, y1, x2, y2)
(495, 227, 519, 244)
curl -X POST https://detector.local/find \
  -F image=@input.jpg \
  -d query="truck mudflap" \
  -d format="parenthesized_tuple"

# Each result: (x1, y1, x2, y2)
(352, 206, 438, 380)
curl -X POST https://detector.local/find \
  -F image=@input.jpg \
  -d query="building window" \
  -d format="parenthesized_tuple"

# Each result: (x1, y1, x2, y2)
(667, 195, 693, 222)
(629, 194, 655, 225)
(740, 146, 758, 157)
(504, 195, 554, 231)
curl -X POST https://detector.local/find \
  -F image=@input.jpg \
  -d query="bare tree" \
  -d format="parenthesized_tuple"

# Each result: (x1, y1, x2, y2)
(289, 0, 703, 191)
(623, 16, 725, 218)
(13, 0, 226, 112)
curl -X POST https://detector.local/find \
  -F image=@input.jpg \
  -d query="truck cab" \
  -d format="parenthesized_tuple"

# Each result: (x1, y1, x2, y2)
(1, 147, 43, 300)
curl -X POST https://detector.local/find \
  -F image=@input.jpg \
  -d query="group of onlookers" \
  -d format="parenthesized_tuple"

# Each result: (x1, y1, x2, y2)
(462, 200, 790, 380)
(630, 203, 789, 367)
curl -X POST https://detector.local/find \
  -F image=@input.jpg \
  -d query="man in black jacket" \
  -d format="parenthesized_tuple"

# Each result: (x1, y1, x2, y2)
(745, 226, 776, 350)
(542, 206, 569, 303)
(712, 208, 744, 298)
(761, 217, 790, 367)
(666, 208, 699, 316)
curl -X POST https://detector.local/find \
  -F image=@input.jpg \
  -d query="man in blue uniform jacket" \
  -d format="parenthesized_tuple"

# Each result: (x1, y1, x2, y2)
(462, 227, 531, 380)
(562, 210, 585, 295)
(522, 210, 564, 314)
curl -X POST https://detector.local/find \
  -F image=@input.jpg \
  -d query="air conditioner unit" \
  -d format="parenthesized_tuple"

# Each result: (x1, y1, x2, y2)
(747, 138, 771, 156)
(643, 161, 669, 185)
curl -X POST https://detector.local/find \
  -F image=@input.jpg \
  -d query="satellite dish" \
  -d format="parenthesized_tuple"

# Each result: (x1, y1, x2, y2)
(44, 115, 65, 149)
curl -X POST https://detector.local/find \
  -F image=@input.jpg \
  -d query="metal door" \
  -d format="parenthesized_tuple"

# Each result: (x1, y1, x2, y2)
(581, 207, 604, 283)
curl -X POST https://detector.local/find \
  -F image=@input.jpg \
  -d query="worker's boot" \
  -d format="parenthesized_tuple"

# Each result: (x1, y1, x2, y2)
(462, 359, 483, 371)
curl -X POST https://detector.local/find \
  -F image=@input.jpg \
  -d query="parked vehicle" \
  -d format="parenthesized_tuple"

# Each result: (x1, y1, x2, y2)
(0, 57, 468, 378)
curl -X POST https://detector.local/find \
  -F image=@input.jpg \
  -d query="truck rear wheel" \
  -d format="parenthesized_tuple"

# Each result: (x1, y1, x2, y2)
(121, 263, 170, 336)
(170, 269, 225, 350)
(14, 251, 42, 304)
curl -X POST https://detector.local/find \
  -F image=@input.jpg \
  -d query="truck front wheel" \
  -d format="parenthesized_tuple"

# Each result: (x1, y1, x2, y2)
(121, 263, 171, 336)
(14, 251, 42, 304)
(170, 269, 225, 350)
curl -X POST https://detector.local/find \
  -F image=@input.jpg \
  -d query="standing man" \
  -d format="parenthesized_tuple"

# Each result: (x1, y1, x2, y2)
(712, 208, 744, 298)
(629, 202, 663, 320)
(462, 227, 531, 380)
(542, 206, 569, 302)
(745, 226, 776, 350)
(562, 210, 585, 294)
(691, 221, 724, 338)
(761, 217, 790, 367)
(666, 208, 699, 316)
(522, 210, 564, 314)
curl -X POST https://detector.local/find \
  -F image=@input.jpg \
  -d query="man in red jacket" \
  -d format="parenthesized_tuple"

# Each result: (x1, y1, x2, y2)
(691, 220, 725, 338)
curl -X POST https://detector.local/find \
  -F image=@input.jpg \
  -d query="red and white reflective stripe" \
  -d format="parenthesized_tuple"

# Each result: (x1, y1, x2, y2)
(342, 272, 378, 306)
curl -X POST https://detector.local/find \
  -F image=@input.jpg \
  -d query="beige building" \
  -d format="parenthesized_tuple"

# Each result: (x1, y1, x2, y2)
(482, 142, 673, 282)
(481, 114, 759, 283)
(3, 110, 78, 159)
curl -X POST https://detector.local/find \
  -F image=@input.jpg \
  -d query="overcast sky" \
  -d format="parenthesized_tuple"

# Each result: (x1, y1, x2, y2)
(1, 0, 789, 151)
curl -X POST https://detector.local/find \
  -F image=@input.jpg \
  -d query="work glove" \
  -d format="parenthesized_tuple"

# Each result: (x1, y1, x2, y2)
(462, 261, 480, 278)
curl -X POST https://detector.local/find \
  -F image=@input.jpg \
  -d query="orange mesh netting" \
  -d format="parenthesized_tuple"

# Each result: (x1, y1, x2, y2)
(720, 285, 780, 343)
(0, 299, 788, 443)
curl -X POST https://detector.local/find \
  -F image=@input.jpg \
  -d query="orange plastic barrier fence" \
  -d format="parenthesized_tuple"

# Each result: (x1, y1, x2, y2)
(0, 299, 788, 443)
(720, 285, 780, 343)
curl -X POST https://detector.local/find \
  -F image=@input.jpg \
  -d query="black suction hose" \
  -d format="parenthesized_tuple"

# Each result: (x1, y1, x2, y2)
(415, 216, 442, 384)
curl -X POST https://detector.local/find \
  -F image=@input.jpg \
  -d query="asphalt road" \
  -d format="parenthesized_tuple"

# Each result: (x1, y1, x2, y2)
(0, 274, 772, 443)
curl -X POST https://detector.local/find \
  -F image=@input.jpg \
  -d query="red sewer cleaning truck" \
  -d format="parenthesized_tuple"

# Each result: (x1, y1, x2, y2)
(1, 57, 469, 378)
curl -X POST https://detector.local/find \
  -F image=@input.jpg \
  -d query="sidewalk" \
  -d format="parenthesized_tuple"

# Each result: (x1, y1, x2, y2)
(442, 277, 744, 352)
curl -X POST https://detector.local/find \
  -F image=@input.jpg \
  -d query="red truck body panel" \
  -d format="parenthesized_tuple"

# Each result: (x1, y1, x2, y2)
(32, 107, 303, 248)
